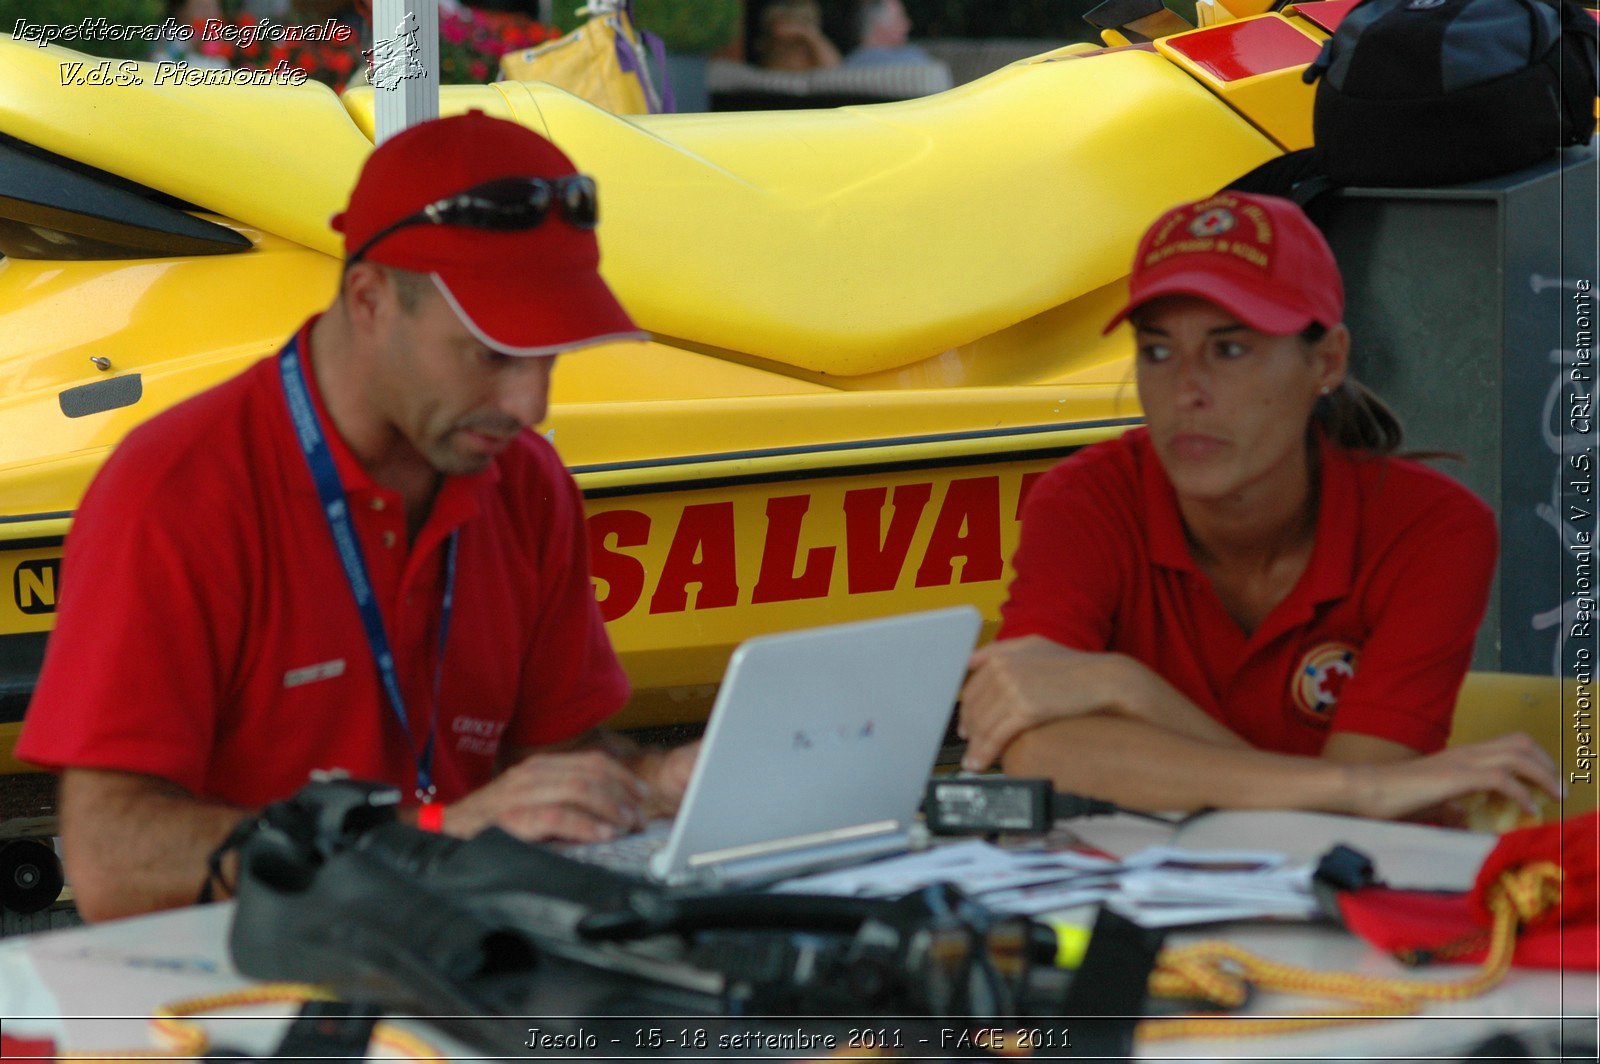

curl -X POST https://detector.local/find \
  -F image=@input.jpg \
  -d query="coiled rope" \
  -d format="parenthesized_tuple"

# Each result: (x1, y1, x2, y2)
(1139, 861, 1564, 1042)
(65, 982, 443, 1061)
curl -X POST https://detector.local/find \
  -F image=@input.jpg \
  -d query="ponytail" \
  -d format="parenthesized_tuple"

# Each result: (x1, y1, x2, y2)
(1300, 323, 1406, 456)
(1315, 378, 1406, 455)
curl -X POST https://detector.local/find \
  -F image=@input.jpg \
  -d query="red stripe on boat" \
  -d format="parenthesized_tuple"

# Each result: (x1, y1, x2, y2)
(1166, 18, 1324, 82)
(1295, 0, 1362, 34)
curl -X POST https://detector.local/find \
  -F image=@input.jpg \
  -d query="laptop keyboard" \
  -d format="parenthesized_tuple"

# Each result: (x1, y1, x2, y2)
(561, 822, 671, 873)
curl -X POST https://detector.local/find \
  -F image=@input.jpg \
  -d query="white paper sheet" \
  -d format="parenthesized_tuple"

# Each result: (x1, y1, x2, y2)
(771, 841, 1320, 927)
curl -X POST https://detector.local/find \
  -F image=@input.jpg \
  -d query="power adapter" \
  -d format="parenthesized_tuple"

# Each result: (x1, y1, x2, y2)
(922, 776, 1176, 835)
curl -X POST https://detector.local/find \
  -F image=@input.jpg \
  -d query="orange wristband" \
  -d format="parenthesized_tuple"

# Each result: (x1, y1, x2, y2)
(417, 802, 446, 833)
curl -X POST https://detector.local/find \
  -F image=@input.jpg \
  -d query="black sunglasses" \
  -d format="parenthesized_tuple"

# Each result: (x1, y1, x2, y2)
(347, 175, 599, 265)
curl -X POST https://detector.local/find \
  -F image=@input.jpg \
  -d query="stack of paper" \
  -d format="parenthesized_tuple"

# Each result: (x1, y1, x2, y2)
(773, 840, 1319, 928)
(1108, 847, 1318, 926)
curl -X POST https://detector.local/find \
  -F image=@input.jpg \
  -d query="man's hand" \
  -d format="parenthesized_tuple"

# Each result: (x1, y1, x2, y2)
(439, 749, 649, 842)
(636, 740, 700, 818)
(1346, 733, 1564, 821)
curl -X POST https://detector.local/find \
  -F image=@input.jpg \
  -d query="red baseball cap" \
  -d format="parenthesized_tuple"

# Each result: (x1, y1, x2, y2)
(332, 111, 644, 356)
(1102, 191, 1345, 336)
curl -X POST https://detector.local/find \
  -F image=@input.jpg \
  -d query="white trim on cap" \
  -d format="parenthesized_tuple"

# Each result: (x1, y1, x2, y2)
(430, 274, 648, 357)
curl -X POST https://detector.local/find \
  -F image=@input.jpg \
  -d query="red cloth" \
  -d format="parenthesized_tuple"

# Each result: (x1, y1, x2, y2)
(1, 1035, 56, 1061)
(1472, 811, 1598, 929)
(1339, 813, 1600, 970)
(19, 320, 628, 808)
(998, 428, 1496, 754)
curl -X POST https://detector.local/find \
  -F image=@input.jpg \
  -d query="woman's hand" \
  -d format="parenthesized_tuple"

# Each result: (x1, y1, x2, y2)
(1345, 733, 1564, 821)
(958, 637, 1136, 772)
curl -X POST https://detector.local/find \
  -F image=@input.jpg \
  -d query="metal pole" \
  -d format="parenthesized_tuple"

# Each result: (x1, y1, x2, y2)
(370, 0, 440, 143)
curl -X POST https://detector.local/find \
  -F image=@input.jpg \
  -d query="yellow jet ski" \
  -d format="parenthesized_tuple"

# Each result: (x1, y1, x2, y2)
(0, 0, 1373, 770)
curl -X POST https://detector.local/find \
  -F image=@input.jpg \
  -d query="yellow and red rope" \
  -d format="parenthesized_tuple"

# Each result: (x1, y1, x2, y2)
(1139, 861, 1564, 1041)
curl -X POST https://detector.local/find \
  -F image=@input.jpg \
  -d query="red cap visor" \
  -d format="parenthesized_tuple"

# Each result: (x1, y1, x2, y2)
(431, 269, 645, 356)
(1102, 269, 1321, 337)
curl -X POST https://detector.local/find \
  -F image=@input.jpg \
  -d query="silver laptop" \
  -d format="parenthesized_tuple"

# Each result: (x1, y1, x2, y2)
(569, 606, 982, 889)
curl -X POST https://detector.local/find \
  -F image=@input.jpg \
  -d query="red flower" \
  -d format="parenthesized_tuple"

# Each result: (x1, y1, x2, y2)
(469, 59, 489, 80)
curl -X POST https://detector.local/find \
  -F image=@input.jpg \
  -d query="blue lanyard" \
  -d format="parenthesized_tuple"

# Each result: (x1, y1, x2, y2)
(278, 337, 456, 802)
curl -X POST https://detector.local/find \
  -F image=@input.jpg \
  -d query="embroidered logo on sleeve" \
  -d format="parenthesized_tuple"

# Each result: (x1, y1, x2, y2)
(284, 659, 347, 689)
(1291, 642, 1360, 724)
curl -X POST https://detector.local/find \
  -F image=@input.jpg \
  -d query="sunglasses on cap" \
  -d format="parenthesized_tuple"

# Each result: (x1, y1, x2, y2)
(347, 175, 599, 265)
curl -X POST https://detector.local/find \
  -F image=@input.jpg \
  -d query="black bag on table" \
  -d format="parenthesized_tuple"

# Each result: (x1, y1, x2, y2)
(1303, 0, 1599, 186)
(214, 778, 1164, 1056)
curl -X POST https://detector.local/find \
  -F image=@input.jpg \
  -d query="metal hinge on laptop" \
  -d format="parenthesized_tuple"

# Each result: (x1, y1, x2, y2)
(671, 820, 906, 888)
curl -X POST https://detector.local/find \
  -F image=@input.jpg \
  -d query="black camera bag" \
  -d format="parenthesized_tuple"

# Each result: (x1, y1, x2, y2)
(217, 779, 1163, 1055)
(1304, 0, 1599, 186)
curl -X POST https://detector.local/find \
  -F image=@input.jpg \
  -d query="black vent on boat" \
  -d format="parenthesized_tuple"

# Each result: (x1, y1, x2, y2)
(59, 374, 144, 418)
(0, 134, 250, 260)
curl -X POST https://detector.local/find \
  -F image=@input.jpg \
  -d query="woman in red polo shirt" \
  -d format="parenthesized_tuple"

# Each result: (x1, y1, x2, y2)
(959, 192, 1561, 819)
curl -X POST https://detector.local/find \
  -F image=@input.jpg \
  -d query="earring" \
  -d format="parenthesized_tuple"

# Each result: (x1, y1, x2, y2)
(1319, 386, 1331, 396)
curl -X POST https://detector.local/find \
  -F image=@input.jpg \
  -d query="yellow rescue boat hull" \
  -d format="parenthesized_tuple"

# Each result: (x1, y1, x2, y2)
(0, 7, 1376, 770)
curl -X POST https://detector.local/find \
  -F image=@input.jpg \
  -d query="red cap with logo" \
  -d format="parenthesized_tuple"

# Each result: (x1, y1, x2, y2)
(332, 110, 644, 356)
(1102, 191, 1345, 336)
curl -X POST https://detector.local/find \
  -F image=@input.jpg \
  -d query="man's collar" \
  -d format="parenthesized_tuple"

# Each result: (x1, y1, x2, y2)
(291, 316, 382, 499)
(284, 317, 500, 512)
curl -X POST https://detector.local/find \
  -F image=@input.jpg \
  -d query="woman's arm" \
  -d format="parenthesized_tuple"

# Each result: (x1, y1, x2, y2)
(1001, 715, 1562, 818)
(1321, 732, 1424, 764)
(959, 636, 1248, 771)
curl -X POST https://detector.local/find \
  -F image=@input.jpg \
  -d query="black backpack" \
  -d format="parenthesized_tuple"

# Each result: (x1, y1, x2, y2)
(1304, 0, 1600, 186)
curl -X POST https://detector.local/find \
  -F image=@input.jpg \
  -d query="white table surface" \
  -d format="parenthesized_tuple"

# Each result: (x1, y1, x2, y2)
(1, 816, 1593, 1062)
(1075, 816, 1597, 1061)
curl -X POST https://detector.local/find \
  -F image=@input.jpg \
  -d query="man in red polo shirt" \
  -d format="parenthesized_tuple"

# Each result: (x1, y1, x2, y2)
(958, 192, 1561, 820)
(18, 113, 696, 922)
